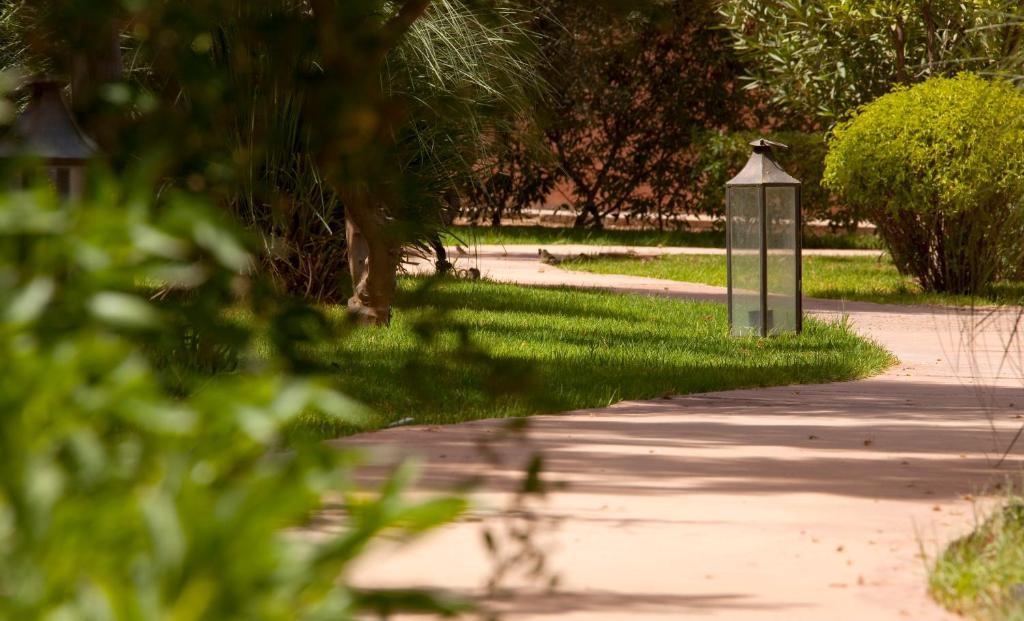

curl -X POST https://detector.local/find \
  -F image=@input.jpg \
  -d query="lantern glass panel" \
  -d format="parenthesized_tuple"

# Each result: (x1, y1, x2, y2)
(765, 186, 799, 334)
(728, 185, 761, 337)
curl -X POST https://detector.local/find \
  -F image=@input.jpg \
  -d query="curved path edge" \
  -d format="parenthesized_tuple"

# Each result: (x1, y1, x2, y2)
(331, 246, 1024, 621)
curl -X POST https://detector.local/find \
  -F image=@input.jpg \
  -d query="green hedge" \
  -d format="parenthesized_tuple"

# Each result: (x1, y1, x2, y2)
(824, 74, 1024, 294)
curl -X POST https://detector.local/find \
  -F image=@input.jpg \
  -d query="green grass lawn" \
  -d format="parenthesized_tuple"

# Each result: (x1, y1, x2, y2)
(562, 253, 1024, 307)
(446, 224, 883, 250)
(293, 278, 894, 438)
(930, 500, 1024, 620)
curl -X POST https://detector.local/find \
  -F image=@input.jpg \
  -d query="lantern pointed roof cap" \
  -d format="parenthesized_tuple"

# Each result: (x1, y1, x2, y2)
(0, 77, 98, 161)
(750, 138, 789, 151)
(728, 137, 800, 186)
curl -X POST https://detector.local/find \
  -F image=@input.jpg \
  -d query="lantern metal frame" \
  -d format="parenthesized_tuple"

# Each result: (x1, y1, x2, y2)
(725, 139, 803, 337)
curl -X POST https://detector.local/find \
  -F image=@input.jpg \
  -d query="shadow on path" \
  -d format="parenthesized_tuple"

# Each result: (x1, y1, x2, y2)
(342, 378, 1024, 503)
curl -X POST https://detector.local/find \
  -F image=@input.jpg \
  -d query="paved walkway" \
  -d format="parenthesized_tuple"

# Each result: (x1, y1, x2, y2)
(337, 245, 1024, 620)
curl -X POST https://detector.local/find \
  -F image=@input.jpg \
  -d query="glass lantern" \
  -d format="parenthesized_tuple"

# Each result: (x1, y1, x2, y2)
(726, 139, 802, 337)
(0, 78, 97, 200)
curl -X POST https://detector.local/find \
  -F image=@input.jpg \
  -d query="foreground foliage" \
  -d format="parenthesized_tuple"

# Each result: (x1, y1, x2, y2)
(562, 253, 1024, 307)
(297, 278, 896, 438)
(0, 185, 468, 619)
(931, 499, 1024, 620)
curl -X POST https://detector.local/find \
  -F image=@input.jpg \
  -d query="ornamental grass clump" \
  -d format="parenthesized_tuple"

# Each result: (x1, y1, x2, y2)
(824, 74, 1024, 295)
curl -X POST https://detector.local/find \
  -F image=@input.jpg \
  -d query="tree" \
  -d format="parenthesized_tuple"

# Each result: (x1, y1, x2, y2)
(474, 0, 748, 230)
(720, 0, 1024, 122)
(460, 127, 554, 227)
(327, 0, 540, 322)
(4, 0, 541, 323)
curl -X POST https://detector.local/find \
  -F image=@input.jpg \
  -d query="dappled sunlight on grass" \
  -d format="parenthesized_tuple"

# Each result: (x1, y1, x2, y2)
(297, 278, 895, 438)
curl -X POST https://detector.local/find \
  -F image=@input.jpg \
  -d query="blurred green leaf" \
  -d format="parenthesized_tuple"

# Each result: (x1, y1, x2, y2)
(89, 292, 162, 329)
(0, 175, 470, 620)
(5, 277, 55, 324)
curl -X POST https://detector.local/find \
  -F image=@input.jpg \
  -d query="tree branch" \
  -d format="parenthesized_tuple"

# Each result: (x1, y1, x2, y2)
(921, 1, 937, 69)
(891, 15, 908, 84)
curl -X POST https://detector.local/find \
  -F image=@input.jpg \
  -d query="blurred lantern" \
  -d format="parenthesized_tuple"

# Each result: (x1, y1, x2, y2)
(726, 139, 802, 337)
(0, 78, 97, 199)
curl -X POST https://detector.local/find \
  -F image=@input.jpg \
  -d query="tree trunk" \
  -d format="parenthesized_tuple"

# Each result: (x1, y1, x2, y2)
(921, 2, 937, 70)
(891, 16, 908, 84)
(343, 191, 400, 326)
(429, 235, 452, 275)
(574, 202, 602, 229)
(308, 0, 434, 326)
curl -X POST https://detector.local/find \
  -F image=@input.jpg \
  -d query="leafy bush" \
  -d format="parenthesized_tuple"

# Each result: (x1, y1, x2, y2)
(824, 74, 1024, 294)
(693, 131, 861, 231)
(0, 180, 468, 619)
(720, 0, 1024, 122)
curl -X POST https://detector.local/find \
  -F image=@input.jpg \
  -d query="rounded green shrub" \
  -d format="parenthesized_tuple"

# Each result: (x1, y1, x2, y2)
(824, 74, 1024, 294)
